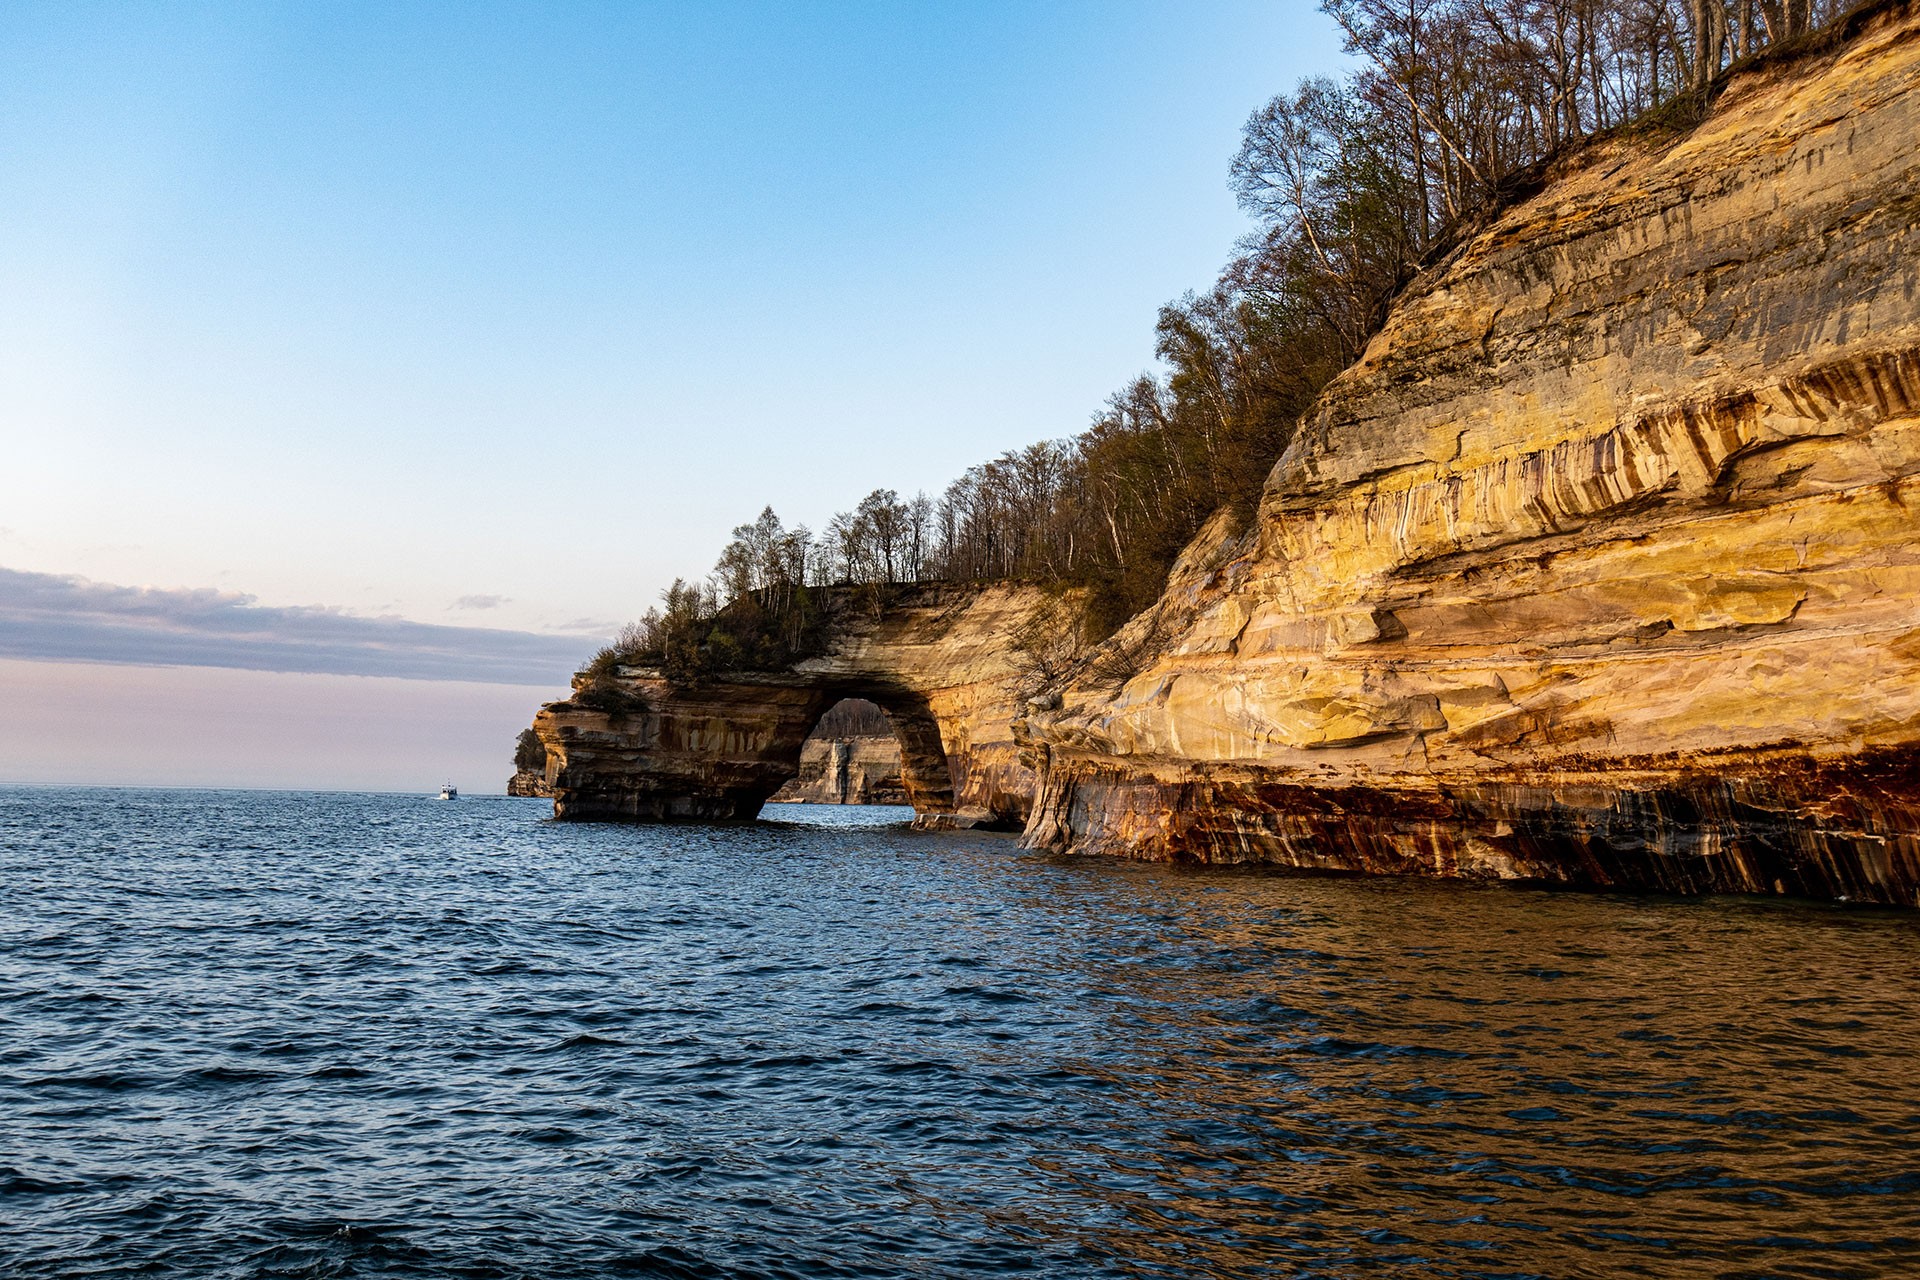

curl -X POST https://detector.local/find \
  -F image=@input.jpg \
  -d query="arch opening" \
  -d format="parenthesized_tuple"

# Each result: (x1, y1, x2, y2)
(758, 689, 958, 823)
(767, 698, 908, 807)
(859, 692, 958, 821)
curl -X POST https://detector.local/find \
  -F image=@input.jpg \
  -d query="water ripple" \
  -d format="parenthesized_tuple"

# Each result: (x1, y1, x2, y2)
(1, 786, 1917, 1278)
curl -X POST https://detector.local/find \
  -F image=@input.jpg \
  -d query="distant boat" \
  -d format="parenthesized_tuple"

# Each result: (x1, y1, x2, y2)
(438, 783, 459, 800)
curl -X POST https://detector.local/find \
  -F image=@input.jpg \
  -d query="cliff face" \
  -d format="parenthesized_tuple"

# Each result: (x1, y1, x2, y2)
(532, 584, 1059, 828)
(506, 769, 552, 798)
(767, 736, 906, 805)
(528, 5, 1920, 903)
(1020, 3, 1920, 904)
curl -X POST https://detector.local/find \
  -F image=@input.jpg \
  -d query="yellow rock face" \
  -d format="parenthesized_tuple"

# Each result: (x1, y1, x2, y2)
(1023, 2, 1920, 903)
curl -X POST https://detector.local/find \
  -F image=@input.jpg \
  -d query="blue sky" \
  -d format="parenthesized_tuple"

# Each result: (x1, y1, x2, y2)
(0, 1, 1346, 788)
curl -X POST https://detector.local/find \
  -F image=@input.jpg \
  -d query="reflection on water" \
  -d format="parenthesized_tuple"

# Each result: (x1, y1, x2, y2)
(2, 788, 1916, 1278)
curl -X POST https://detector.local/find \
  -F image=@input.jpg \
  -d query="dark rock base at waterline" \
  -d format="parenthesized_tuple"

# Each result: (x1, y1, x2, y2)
(1022, 747, 1920, 907)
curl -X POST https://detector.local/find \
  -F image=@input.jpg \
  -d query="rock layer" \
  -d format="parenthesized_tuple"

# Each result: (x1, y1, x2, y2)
(1020, 1, 1920, 904)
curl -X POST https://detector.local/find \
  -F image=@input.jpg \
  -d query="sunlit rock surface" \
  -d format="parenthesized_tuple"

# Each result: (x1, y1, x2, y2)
(1021, 4, 1920, 904)
(532, 584, 1056, 829)
(532, 6, 1920, 903)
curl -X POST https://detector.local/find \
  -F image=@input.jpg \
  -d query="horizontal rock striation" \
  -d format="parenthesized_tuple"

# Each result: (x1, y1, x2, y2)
(531, 584, 1059, 829)
(767, 736, 907, 806)
(1020, 2, 1920, 904)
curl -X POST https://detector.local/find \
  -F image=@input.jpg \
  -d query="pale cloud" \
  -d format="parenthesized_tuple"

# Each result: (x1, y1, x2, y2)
(0, 567, 598, 685)
(451, 593, 510, 610)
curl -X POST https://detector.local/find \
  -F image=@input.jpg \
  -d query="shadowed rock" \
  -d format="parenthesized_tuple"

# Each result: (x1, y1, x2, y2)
(530, 584, 1059, 830)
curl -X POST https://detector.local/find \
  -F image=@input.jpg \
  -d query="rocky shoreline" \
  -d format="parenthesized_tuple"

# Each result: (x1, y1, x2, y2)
(1011, 1, 1920, 904)
(525, 1, 1920, 905)
(506, 769, 551, 798)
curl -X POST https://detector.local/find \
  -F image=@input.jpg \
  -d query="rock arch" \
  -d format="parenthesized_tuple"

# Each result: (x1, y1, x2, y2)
(529, 584, 1060, 830)
(851, 691, 954, 816)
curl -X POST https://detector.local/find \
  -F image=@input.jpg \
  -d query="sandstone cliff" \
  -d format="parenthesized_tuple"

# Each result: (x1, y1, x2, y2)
(531, 584, 1060, 828)
(766, 736, 906, 805)
(1019, 1, 1920, 903)
(527, 4, 1919, 904)
(506, 769, 552, 798)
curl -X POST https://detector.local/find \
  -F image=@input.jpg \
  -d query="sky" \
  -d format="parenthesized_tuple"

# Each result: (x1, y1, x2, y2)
(0, 0, 1347, 791)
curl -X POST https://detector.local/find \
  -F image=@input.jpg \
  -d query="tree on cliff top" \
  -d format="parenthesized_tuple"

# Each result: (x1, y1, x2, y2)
(593, 0, 1855, 669)
(513, 728, 546, 773)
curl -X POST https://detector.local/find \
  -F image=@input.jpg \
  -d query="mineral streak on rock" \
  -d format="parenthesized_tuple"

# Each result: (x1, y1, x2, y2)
(1020, 0, 1920, 904)
(767, 737, 906, 806)
(530, 584, 1057, 830)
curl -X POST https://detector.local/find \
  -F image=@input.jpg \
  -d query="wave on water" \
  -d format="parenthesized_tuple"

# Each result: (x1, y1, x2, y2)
(2, 786, 1918, 1278)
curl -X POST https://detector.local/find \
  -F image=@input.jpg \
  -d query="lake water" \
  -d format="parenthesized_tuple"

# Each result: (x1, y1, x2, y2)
(3, 787, 1918, 1278)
